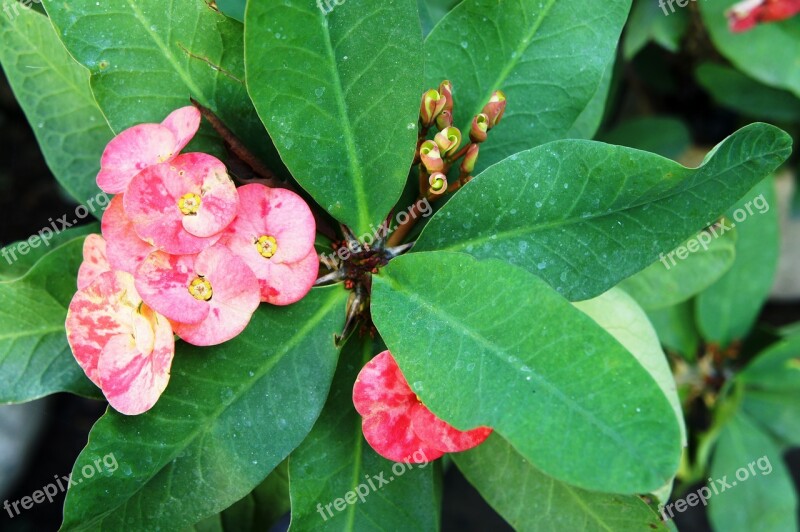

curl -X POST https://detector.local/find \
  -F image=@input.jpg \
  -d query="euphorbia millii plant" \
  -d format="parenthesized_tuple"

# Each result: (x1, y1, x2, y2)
(0, 0, 794, 529)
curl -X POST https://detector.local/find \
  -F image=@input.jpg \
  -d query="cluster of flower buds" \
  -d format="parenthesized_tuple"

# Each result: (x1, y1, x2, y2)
(727, 0, 800, 31)
(66, 106, 318, 415)
(417, 81, 506, 195)
(353, 351, 492, 462)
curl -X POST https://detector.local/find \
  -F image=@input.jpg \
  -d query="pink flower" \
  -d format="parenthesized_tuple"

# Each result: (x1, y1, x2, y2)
(124, 153, 239, 255)
(77, 234, 111, 289)
(353, 351, 492, 463)
(66, 270, 174, 415)
(219, 183, 318, 305)
(728, 0, 800, 31)
(96, 106, 201, 194)
(101, 194, 156, 275)
(134, 244, 260, 346)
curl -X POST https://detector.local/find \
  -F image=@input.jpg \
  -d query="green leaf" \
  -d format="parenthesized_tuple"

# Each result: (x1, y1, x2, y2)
(706, 412, 797, 532)
(414, 123, 791, 301)
(619, 223, 737, 310)
(0, 236, 99, 403)
(0, 2, 112, 204)
(646, 301, 700, 361)
(454, 433, 666, 531)
(599, 117, 691, 160)
(188, 462, 290, 532)
(216, 0, 245, 23)
(61, 287, 347, 531)
(700, 0, 800, 97)
(424, 0, 631, 172)
(697, 63, 800, 123)
(574, 288, 686, 448)
(371, 252, 682, 494)
(42, 0, 275, 163)
(418, 0, 460, 36)
(696, 177, 780, 346)
(244, 0, 423, 235)
(0, 223, 98, 282)
(624, 0, 689, 58)
(289, 336, 441, 531)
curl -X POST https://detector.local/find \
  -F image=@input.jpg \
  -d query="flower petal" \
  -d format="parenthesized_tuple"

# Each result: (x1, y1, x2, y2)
(135, 251, 209, 325)
(66, 271, 142, 385)
(97, 305, 174, 415)
(172, 245, 261, 346)
(410, 403, 492, 453)
(160, 106, 201, 152)
(124, 154, 226, 254)
(353, 351, 444, 462)
(180, 156, 239, 238)
(258, 248, 319, 305)
(102, 194, 156, 274)
(96, 123, 177, 194)
(77, 234, 111, 289)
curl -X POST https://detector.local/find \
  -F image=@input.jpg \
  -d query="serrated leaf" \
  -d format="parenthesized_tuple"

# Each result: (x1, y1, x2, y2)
(289, 336, 441, 531)
(619, 223, 737, 310)
(424, 0, 631, 172)
(700, 0, 800, 97)
(61, 287, 347, 531)
(0, 237, 99, 402)
(414, 123, 791, 301)
(42, 0, 276, 164)
(454, 433, 666, 531)
(371, 252, 682, 494)
(696, 177, 780, 346)
(0, 3, 112, 204)
(245, 0, 423, 235)
(706, 412, 797, 532)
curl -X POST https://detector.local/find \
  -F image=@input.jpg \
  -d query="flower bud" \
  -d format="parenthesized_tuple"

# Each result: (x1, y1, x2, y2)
(439, 80, 454, 112)
(460, 143, 480, 175)
(419, 89, 446, 127)
(481, 90, 506, 129)
(469, 114, 489, 143)
(434, 127, 462, 158)
(419, 140, 444, 173)
(428, 172, 447, 196)
(436, 109, 453, 130)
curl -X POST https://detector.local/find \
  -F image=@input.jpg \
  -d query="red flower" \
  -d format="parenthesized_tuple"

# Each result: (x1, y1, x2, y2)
(353, 351, 492, 462)
(727, 0, 800, 31)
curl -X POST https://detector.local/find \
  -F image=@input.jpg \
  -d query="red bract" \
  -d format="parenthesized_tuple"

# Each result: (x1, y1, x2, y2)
(96, 106, 200, 194)
(134, 244, 261, 346)
(220, 183, 318, 305)
(353, 350, 492, 463)
(728, 0, 800, 31)
(124, 153, 239, 255)
(101, 194, 156, 275)
(66, 270, 174, 415)
(77, 234, 111, 289)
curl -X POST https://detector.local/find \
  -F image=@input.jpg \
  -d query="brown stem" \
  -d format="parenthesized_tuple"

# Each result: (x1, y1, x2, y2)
(386, 199, 427, 247)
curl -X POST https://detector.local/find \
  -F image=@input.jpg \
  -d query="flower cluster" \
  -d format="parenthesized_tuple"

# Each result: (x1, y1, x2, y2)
(727, 0, 800, 31)
(353, 351, 492, 462)
(66, 106, 318, 415)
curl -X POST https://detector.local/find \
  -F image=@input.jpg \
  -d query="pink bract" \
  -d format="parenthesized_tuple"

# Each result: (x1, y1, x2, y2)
(124, 153, 239, 255)
(220, 183, 317, 305)
(728, 0, 800, 31)
(353, 351, 492, 463)
(96, 106, 200, 194)
(101, 194, 156, 275)
(66, 270, 174, 415)
(135, 244, 260, 346)
(77, 234, 111, 289)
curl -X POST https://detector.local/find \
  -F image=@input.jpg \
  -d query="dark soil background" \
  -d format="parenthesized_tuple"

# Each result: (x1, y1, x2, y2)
(2, 43, 800, 530)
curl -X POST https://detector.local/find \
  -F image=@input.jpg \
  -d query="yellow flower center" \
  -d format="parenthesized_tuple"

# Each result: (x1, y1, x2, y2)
(188, 276, 213, 301)
(178, 193, 202, 215)
(256, 235, 278, 259)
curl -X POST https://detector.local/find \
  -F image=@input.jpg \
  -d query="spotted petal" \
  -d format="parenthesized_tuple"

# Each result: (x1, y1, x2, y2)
(410, 403, 492, 453)
(135, 251, 210, 325)
(160, 106, 201, 152)
(96, 123, 177, 194)
(77, 234, 111, 289)
(102, 195, 156, 275)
